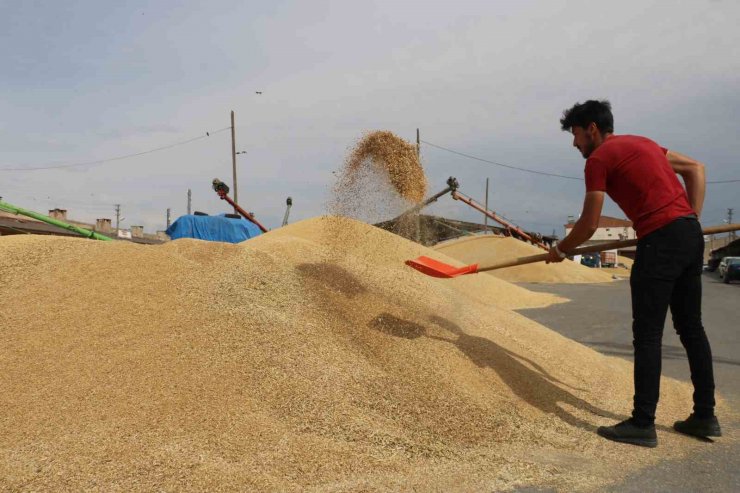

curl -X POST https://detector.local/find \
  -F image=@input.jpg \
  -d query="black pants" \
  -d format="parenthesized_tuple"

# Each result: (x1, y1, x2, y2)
(630, 216, 715, 426)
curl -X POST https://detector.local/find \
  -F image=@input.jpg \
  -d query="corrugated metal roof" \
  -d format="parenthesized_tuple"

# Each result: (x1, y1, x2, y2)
(0, 212, 164, 244)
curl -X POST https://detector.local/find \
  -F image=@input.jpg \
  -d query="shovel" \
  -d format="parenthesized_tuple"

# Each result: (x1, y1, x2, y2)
(406, 223, 740, 279)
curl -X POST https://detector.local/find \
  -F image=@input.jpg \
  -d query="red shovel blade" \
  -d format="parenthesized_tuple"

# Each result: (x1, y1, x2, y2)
(405, 256, 479, 278)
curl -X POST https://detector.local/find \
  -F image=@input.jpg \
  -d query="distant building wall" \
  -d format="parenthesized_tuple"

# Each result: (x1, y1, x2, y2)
(589, 225, 637, 241)
(706, 235, 735, 263)
(95, 218, 112, 233)
(565, 216, 636, 241)
(48, 208, 68, 221)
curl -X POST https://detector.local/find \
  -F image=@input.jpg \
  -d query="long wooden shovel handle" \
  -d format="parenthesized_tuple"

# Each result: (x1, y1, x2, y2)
(476, 223, 740, 273)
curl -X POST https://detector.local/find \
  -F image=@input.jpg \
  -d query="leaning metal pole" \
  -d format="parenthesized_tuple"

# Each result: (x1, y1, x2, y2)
(282, 197, 293, 227)
(390, 176, 460, 222)
(450, 190, 549, 250)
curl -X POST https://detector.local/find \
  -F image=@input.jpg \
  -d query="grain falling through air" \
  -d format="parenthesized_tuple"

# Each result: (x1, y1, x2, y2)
(330, 131, 427, 223)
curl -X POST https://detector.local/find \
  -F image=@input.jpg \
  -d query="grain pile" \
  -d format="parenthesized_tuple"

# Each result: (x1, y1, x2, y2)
(0, 220, 727, 492)
(618, 255, 634, 268)
(602, 255, 634, 278)
(435, 235, 616, 284)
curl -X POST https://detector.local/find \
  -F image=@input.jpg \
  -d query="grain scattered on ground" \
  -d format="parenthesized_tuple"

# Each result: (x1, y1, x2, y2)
(0, 218, 731, 492)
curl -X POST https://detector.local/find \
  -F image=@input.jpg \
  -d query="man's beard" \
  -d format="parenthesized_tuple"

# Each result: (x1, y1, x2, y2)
(580, 139, 595, 158)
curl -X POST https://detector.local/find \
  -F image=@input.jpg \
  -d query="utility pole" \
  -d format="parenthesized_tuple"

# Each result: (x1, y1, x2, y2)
(231, 110, 238, 213)
(729, 208, 735, 240)
(187, 189, 192, 215)
(484, 178, 489, 232)
(416, 128, 420, 160)
(166, 208, 171, 229)
(115, 204, 121, 235)
(404, 127, 421, 244)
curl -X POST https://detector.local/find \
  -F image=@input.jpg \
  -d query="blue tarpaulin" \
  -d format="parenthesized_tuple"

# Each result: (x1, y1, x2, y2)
(166, 214, 263, 243)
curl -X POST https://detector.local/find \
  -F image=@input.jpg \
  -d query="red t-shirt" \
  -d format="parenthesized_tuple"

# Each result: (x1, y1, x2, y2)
(585, 134, 695, 237)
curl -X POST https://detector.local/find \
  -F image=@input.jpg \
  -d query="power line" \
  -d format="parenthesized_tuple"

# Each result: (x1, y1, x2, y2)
(0, 191, 119, 210)
(421, 139, 740, 184)
(1, 196, 111, 208)
(421, 140, 584, 181)
(0, 127, 230, 172)
(707, 179, 740, 184)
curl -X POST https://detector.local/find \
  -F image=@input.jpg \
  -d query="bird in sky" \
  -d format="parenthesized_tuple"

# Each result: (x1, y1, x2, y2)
(255, 91, 262, 94)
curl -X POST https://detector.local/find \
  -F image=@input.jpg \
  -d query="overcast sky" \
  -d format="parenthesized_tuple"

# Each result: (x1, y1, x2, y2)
(2, 0, 738, 235)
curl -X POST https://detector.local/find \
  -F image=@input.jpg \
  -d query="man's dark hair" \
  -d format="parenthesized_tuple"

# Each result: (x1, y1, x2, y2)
(560, 100, 614, 134)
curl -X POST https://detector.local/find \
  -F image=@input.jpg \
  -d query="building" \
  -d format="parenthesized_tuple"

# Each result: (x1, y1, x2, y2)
(707, 236, 740, 270)
(563, 215, 734, 265)
(0, 208, 166, 245)
(565, 215, 636, 242)
(564, 215, 636, 263)
(1, 209, 86, 238)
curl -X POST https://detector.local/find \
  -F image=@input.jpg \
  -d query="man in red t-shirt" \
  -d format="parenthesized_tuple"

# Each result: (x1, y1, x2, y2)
(551, 100, 720, 447)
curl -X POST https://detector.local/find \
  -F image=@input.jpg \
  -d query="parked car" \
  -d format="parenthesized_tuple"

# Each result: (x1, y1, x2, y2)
(580, 253, 601, 268)
(718, 256, 740, 278)
(721, 258, 740, 284)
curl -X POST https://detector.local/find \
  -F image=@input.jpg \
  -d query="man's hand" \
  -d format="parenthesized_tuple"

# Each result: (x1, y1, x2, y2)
(556, 191, 605, 254)
(546, 246, 566, 264)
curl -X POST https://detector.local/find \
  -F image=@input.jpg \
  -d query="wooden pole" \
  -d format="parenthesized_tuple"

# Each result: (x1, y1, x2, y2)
(416, 128, 420, 159)
(231, 110, 238, 213)
(484, 178, 489, 232)
(730, 208, 735, 240)
(414, 128, 422, 243)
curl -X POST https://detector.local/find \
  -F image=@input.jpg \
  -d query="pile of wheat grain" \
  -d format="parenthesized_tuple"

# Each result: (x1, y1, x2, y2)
(435, 235, 616, 283)
(600, 255, 634, 278)
(0, 219, 727, 492)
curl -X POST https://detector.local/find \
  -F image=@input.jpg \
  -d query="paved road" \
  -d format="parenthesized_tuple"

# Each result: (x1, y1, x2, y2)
(515, 272, 739, 493)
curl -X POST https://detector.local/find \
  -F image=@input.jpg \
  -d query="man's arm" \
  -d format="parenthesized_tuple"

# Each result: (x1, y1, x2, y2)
(666, 150, 705, 218)
(547, 191, 605, 263)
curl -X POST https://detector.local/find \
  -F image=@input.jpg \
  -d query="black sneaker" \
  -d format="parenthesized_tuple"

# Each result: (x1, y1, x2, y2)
(673, 414, 722, 438)
(597, 419, 658, 448)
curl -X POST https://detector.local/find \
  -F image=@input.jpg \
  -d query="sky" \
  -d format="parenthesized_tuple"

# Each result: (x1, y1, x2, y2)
(1, 0, 739, 236)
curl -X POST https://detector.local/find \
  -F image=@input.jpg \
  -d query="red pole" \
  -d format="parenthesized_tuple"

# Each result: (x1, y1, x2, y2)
(451, 191, 548, 250)
(216, 190, 268, 233)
